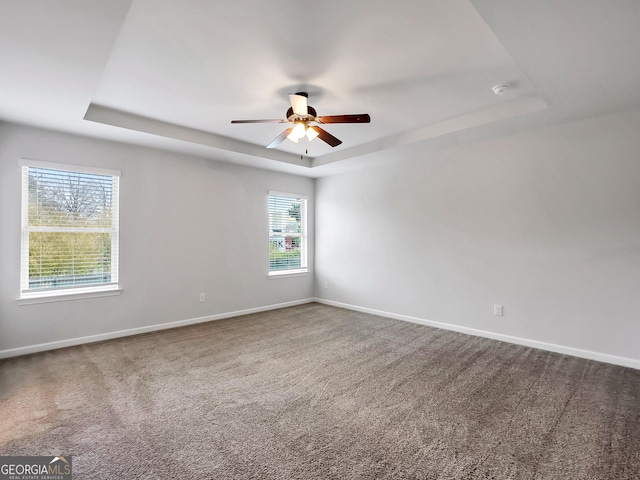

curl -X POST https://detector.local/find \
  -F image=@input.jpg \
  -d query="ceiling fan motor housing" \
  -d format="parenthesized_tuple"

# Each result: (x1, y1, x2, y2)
(287, 106, 317, 120)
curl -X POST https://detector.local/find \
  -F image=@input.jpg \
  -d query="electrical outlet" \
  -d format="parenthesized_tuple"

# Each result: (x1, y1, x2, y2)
(199, 293, 206, 303)
(324, 281, 329, 289)
(494, 304, 503, 316)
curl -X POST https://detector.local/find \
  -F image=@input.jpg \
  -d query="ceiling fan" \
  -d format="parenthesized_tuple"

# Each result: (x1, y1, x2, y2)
(231, 92, 370, 149)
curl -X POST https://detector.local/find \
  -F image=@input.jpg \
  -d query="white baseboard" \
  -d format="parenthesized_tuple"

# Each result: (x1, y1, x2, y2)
(314, 298, 640, 371)
(4, 297, 638, 371)
(0, 298, 315, 359)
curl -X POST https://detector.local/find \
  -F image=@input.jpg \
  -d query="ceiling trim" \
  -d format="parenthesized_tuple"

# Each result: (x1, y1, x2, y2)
(84, 103, 312, 168)
(313, 95, 548, 167)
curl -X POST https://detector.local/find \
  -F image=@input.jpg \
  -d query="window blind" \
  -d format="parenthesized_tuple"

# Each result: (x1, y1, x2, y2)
(268, 192, 307, 274)
(20, 163, 120, 296)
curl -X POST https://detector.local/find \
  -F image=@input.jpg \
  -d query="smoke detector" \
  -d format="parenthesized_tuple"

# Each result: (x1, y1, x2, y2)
(492, 84, 510, 95)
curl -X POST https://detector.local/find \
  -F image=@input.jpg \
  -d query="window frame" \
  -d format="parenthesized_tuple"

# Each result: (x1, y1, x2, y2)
(267, 191, 309, 277)
(18, 160, 121, 303)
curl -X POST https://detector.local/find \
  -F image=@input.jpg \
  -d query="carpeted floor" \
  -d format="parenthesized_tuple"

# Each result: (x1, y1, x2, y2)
(1, 303, 639, 479)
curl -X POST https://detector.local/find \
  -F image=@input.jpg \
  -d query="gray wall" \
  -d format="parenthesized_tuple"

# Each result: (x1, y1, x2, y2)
(315, 108, 640, 364)
(2, 107, 639, 365)
(0, 123, 314, 352)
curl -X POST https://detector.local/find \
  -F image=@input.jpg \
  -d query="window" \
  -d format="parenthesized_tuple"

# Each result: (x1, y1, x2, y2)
(20, 161, 120, 299)
(268, 192, 308, 276)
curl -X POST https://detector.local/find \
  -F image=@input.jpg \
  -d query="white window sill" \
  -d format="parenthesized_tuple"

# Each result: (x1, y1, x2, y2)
(268, 269, 309, 279)
(16, 287, 122, 305)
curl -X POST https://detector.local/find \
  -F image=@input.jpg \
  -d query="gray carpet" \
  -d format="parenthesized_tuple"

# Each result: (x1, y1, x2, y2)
(1, 303, 639, 479)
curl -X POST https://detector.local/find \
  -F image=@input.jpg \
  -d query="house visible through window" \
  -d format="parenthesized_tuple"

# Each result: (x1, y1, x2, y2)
(268, 192, 307, 275)
(20, 161, 120, 298)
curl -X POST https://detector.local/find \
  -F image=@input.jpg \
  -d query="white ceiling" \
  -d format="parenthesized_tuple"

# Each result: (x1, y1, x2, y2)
(1, 0, 639, 177)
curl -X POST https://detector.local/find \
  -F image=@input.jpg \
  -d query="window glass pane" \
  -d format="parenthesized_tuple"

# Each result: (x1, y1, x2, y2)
(28, 232, 112, 290)
(28, 168, 113, 228)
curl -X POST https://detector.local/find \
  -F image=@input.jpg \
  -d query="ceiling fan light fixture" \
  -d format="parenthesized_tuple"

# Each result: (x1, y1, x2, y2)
(306, 126, 319, 142)
(288, 122, 307, 142)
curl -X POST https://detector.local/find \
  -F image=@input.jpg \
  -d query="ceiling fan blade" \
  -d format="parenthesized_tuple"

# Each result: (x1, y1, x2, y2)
(231, 119, 286, 124)
(316, 114, 370, 124)
(289, 94, 308, 116)
(266, 128, 293, 149)
(310, 126, 342, 147)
